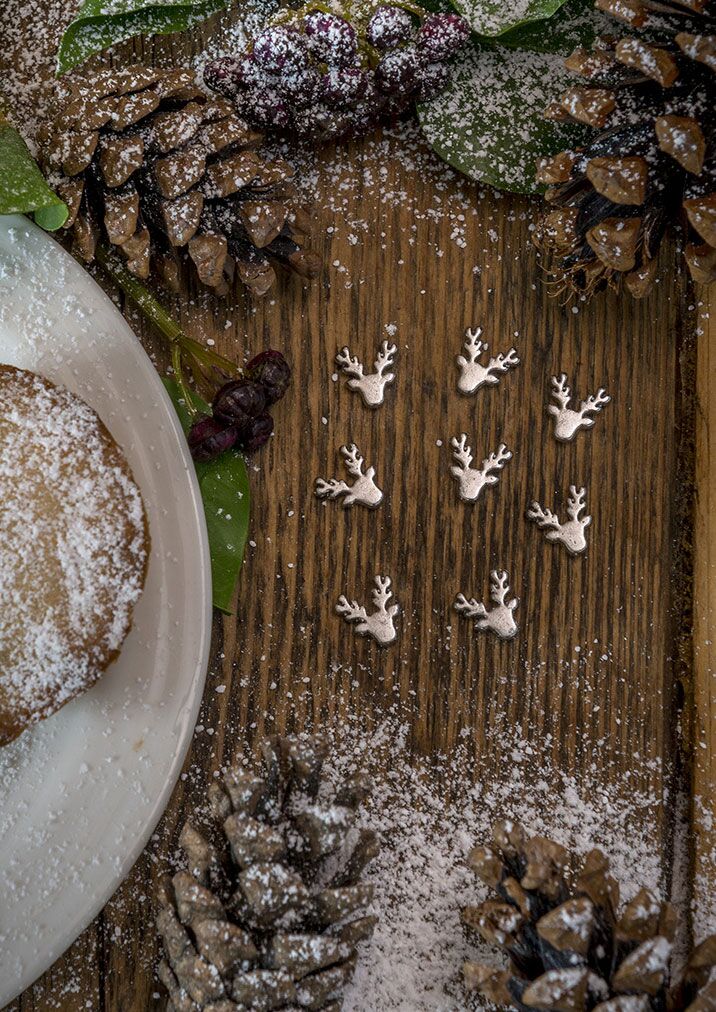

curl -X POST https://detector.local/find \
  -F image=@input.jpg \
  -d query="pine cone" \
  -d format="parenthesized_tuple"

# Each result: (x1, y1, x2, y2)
(156, 736, 378, 1010)
(40, 65, 321, 297)
(534, 0, 716, 299)
(463, 820, 716, 1011)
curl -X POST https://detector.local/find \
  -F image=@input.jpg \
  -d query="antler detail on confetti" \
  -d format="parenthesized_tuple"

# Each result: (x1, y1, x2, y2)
(336, 575, 398, 646)
(456, 327, 520, 395)
(336, 341, 396, 407)
(335, 347, 364, 379)
(450, 434, 512, 503)
(527, 485, 591, 556)
(454, 570, 518, 640)
(315, 444, 383, 509)
(547, 373, 611, 441)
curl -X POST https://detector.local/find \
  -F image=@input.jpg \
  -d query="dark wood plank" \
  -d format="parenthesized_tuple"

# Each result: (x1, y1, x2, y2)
(693, 289, 716, 939)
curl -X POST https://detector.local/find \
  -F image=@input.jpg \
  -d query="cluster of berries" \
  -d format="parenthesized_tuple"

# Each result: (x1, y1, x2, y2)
(203, 5, 470, 142)
(188, 350, 291, 462)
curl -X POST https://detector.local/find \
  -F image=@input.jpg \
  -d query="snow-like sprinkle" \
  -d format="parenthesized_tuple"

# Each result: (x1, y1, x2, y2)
(0, 367, 147, 735)
(314, 717, 664, 1011)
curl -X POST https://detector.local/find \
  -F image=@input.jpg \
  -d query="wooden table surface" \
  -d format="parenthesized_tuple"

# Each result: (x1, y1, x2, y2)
(5, 7, 716, 1010)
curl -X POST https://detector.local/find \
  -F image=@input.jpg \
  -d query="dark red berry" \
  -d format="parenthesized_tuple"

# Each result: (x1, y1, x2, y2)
(241, 87, 292, 128)
(417, 14, 470, 62)
(203, 56, 245, 97)
(366, 6, 415, 50)
(279, 65, 322, 107)
(243, 413, 274, 452)
(245, 349, 291, 405)
(417, 60, 451, 100)
(188, 415, 237, 462)
(375, 47, 420, 95)
(253, 26, 307, 74)
(303, 12, 358, 66)
(213, 379, 267, 426)
(321, 67, 368, 106)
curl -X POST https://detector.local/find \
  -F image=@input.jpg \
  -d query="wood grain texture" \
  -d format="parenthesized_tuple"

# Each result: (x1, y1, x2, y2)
(5, 9, 710, 1009)
(694, 285, 716, 938)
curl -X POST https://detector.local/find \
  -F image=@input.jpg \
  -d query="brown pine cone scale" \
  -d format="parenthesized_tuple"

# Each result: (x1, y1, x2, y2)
(157, 736, 377, 1011)
(463, 821, 716, 1012)
(41, 65, 320, 297)
(534, 0, 716, 299)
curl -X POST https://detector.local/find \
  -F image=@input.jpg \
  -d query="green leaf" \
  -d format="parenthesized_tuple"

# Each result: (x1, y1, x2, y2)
(164, 379, 250, 614)
(0, 121, 68, 229)
(457, 0, 568, 37)
(417, 2, 608, 193)
(495, 0, 606, 51)
(57, 0, 232, 74)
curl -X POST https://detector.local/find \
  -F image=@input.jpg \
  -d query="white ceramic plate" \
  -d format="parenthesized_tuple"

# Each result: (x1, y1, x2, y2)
(0, 215, 212, 1003)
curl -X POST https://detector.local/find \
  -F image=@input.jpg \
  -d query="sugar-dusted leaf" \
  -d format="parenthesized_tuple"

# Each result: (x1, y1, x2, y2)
(456, 0, 568, 37)
(0, 119, 68, 229)
(164, 379, 250, 614)
(417, 1, 608, 193)
(57, 0, 232, 74)
(495, 0, 607, 52)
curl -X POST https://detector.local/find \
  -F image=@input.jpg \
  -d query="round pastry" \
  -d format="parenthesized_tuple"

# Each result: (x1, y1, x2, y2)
(0, 365, 149, 746)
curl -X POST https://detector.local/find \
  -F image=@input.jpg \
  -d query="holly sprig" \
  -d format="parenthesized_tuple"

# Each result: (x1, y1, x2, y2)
(94, 246, 252, 614)
(51, 0, 604, 194)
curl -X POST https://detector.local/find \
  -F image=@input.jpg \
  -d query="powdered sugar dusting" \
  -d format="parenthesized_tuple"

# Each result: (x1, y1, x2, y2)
(0, 366, 147, 738)
(315, 715, 664, 1011)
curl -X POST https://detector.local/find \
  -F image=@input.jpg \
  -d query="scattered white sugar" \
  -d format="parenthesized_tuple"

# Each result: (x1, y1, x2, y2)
(0, 367, 147, 735)
(419, 44, 576, 192)
(0, 0, 82, 153)
(693, 795, 716, 941)
(313, 715, 664, 1011)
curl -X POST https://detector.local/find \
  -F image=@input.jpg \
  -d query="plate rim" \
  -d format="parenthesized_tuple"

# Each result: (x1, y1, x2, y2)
(0, 214, 213, 1002)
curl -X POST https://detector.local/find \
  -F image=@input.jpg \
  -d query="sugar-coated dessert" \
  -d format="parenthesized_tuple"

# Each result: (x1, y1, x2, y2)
(0, 365, 149, 745)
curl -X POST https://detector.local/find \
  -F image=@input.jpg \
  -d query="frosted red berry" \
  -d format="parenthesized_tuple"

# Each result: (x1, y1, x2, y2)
(253, 26, 306, 74)
(203, 4, 468, 143)
(303, 12, 358, 66)
(321, 67, 368, 106)
(203, 56, 243, 96)
(375, 48, 420, 95)
(417, 60, 451, 100)
(243, 87, 292, 128)
(417, 14, 470, 62)
(366, 6, 415, 50)
(279, 65, 322, 106)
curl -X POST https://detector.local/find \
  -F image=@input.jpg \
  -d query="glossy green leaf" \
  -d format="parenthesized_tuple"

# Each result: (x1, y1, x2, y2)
(164, 380, 250, 614)
(418, 1, 607, 193)
(456, 0, 568, 37)
(0, 121, 68, 229)
(495, 0, 606, 51)
(57, 0, 232, 74)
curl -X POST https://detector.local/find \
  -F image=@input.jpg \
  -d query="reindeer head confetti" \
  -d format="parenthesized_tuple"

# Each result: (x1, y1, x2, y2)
(450, 435, 512, 504)
(336, 341, 397, 408)
(527, 485, 591, 556)
(315, 443, 383, 509)
(454, 570, 519, 641)
(456, 327, 519, 396)
(548, 374, 610, 442)
(336, 575, 398, 646)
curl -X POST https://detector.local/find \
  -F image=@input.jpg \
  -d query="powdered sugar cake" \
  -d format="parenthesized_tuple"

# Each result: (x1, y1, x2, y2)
(0, 364, 149, 745)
